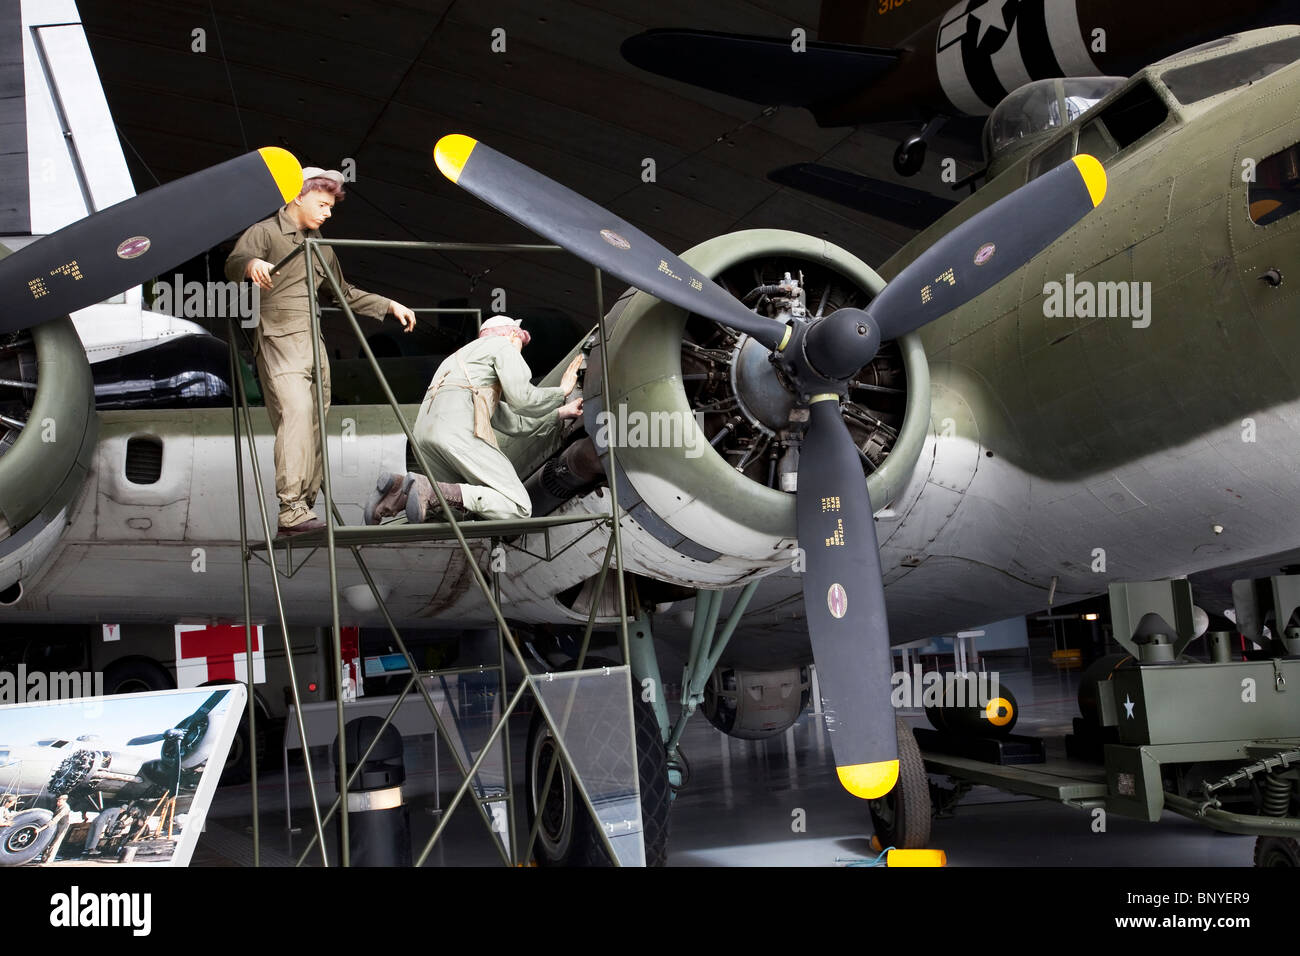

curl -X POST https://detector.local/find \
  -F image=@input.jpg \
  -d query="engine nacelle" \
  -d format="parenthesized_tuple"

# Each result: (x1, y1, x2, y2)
(494, 228, 934, 616)
(0, 292, 98, 601)
(579, 229, 931, 576)
(704, 665, 812, 740)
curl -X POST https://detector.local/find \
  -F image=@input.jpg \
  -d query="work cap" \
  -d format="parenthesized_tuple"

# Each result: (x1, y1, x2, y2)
(300, 166, 346, 188)
(479, 314, 530, 345)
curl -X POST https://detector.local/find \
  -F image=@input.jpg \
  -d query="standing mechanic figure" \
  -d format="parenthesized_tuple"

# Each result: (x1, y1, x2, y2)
(226, 167, 417, 536)
(366, 316, 583, 523)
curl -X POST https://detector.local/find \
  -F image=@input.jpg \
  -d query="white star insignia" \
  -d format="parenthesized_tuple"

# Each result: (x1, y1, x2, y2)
(966, 0, 1011, 45)
(1123, 694, 1136, 719)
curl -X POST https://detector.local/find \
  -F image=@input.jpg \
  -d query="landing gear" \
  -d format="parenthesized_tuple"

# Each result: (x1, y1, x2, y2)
(893, 138, 927, 177)
(868, 716, 933, 849)
(219, 713, 267, 785)
(0, 808, 54, 866)
(892, 115, 949, 177)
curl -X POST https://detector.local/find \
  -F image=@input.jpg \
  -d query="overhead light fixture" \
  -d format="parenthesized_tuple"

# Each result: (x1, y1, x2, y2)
(1082, 612, 1100, 621)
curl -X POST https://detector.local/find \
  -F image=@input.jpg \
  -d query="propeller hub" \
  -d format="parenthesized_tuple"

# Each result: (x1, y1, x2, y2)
(730, 334, 796, 433)
(802, 307, 881, 382)
(770, 313, 880, 401)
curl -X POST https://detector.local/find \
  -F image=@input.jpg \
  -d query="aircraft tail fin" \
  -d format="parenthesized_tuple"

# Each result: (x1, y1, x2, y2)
(621, 29, 899, 109)
(3, 0, 135, 243)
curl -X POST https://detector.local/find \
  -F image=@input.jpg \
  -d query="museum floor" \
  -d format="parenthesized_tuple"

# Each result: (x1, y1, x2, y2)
(197, 639, 1258, 867)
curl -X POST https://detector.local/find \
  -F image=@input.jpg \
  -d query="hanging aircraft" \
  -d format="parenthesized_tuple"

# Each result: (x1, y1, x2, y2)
(622, 0, 1300, 242)
(624, 0, 1300, 175)
(3, 26, 1300, 866)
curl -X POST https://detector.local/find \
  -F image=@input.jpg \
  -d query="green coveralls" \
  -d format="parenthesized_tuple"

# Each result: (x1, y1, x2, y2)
(413, 336, 566, 519)
(225, 208, 392, 527)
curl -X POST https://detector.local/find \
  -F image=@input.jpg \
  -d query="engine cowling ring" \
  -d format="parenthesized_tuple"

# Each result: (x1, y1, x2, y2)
(582, 228, 930, 564)
(0, 305, 98, 596)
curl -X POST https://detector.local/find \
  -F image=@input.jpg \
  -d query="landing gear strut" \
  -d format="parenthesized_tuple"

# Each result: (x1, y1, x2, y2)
(893, 138, 927, 177)
(892, 115, 949, 177)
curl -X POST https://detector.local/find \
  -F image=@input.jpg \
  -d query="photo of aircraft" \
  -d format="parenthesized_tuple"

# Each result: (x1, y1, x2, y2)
(1, 1, 1298, 868)
(0, 689, 238, 865)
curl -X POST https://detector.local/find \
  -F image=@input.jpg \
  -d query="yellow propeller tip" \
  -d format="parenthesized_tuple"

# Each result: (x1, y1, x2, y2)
(837, 760, 899, 799)
(1072, 154, 1107, 207)
(257, 147, 303, 204)
(435, 134, 478, 183)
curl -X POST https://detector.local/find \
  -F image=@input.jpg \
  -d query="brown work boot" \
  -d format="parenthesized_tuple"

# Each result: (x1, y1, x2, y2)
(404, 474, 468, 523)
(364, 471, 409, 525)
(276, 516, 326, 538)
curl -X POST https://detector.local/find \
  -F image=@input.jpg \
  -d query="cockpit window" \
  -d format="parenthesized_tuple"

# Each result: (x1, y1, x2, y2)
(984, 77, 1124, 158)
(1249, 144, 1300, 226)
(1162, 37, 1300, 105)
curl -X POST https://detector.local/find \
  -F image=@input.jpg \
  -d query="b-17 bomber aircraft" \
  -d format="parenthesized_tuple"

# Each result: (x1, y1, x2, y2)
(2, 27, 1300, 865)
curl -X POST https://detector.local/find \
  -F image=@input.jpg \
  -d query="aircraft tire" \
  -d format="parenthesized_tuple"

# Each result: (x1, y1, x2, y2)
(103, 657, 174, 695)
(893, 139, 926, 177)
(218, 713, 267, 786)
(1254, 836, 1300, 867)
(205, 684, 268, 786)
(0, 809, 55, 866)
(526, 666, 670, 867)
(868, 716, 932, 850)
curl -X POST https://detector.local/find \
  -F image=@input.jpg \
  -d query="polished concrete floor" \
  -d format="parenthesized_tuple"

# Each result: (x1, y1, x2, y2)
(199, 639, 1262, 867)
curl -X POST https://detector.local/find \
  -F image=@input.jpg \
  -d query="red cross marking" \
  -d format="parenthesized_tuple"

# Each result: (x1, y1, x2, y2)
(178, 625, 261, 681)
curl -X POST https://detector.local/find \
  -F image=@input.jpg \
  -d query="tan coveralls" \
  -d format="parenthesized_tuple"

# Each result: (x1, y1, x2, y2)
(413, 336, 566, 520)
(225, 208, 391, 527)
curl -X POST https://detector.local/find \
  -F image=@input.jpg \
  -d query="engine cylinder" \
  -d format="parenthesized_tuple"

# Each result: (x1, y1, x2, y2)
(524, 437, 604, 518)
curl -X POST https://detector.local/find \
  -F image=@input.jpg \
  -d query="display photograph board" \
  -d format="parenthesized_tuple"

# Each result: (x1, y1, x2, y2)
(0, 685, 246, 867)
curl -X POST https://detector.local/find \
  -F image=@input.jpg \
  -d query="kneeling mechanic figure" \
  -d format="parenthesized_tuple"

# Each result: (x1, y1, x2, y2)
(366, 316, 583, 524)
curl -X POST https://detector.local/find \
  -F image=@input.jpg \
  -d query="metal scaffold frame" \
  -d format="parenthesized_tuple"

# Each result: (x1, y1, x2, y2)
(225, 236, 639, 867)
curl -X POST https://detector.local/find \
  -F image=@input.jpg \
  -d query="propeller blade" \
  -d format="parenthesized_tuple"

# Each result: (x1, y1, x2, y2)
(191, 691, 227, 718)
(125, 733, 167, 747)
(867, 154, 1106, 342)
(796, 397, 898, 798)
(0, 147, 303, 335)
(433, 134, 789, 351)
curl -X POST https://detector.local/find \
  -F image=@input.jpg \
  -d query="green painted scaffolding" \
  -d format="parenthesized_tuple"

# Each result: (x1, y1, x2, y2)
(226, 236, 641, 866)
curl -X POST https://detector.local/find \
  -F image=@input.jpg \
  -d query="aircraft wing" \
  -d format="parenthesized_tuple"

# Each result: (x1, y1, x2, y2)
(768, 162, 959, 230)
(621, 29, 900, 110)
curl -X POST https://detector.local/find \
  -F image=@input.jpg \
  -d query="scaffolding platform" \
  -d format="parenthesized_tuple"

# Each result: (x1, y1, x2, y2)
(250, 513, 605, 550)
(225, 237, 643, 867)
